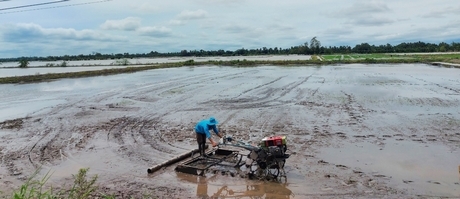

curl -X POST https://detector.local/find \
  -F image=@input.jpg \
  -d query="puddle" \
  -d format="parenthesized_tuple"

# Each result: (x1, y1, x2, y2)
(319, 140, 460, 196)
(176, 172, 297, 198)
(0, 130, 15, 137)
(0, 98, 66, 122)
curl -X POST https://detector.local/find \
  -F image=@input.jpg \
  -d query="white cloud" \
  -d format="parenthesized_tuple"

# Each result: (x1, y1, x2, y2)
(330, 0, 394, 26)
(348, 17, 394, 26)
(100, 17, 142, 31)
(169, 19, 185, 26)
(169, 9, 209, 26)
(1, 23, 124, 43)
(322, 27, 354, 36)
(221, 24, 251, 34)
(177, 9, 208, 20)
(422, 6, 460, 18)
(334, 1, 391, 17)
(138, 26, 173, 37)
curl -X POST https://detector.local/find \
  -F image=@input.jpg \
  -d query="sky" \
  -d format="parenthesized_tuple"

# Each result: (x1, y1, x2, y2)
(0, 0, 459, 58)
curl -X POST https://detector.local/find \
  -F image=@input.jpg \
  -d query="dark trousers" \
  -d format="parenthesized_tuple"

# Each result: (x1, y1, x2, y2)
(196, 133, 206, 156)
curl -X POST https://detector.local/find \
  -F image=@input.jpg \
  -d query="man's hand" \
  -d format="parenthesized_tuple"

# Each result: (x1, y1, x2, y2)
(211, 139, 218, 147)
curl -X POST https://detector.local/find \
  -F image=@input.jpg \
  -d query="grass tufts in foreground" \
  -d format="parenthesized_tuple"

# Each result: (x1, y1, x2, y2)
(11, 168, 109, 199)
(8, 167, 157, 199)
(12, 169, 54, 199)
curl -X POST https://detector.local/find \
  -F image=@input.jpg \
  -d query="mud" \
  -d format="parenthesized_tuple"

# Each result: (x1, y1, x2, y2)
(0, 64, 459, 198)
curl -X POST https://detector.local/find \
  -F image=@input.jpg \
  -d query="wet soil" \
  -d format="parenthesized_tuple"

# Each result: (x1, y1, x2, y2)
(0, 64, 459, 198)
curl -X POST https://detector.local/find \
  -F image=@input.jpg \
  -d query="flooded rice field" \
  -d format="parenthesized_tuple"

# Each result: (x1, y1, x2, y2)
(0, 55, 311, 78)
(0, 55, 311, 77)
(0, 64, 459, 198)
(0, 65, 133, 78)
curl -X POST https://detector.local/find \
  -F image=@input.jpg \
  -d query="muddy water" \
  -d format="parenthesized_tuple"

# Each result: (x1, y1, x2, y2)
(320, 140, 460, 196)
(0, 64, 459, 198)
(175, 172, 296, 198)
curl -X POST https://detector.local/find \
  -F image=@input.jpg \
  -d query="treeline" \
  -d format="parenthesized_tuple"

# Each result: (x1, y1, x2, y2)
(1, 41, 459, 62)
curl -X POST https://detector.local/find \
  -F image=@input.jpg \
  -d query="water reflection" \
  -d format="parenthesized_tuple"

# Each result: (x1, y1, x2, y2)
(207, 183, 294, 199)
(177, 173, 294, 199)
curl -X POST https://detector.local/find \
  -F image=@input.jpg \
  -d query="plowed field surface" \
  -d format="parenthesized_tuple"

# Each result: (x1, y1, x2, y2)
(1, 64, 459, 198)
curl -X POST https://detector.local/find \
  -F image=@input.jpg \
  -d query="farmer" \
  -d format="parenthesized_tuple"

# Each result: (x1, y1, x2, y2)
(195, 117, 223, 157)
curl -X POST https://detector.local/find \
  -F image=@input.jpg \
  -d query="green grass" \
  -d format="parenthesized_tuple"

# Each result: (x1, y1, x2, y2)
(9, 168, 116, 199)
(323, 53, 412, 60)
(321, 55, 339, 60)
(12, 169, 54, 199)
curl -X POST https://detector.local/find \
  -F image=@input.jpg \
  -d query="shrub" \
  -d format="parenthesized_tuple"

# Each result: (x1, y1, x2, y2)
(18, 59, 29, 68)
(184, 59, 195, 66)
(114, 58, 131, 66)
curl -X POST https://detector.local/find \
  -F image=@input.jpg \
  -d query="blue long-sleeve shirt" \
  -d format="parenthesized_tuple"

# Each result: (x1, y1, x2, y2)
(195, 120, 219, 139)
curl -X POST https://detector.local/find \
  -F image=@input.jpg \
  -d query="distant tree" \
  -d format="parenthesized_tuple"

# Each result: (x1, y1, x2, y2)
(310, 37, 321, 54)
(18, 59, 29, 68)
(60, 61, 68, 67)
(216, 49, 225, 56)
(353, 43, 372, 53)
(180, 50, 189, 56)
(298, 42, 309, 54)
(438, 42, 449, 52)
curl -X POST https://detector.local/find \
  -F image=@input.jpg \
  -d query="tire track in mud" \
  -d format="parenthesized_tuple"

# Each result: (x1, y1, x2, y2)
(276, 75, 313, 99)
(165, 70, 261, 104)
(103, 72, 215, 105)
(26, 122, 102, 168)
(105, 116, 177, 157)
(146, 69, 257, 95)
(287, 75, 344, 150)
(310, 77, 326, 97)
(0, 117, 60, 175)
(22, 125, 84, 176)
(219, 110, 240, 127)
(252, 110, 279, 140)
(233, 76, 286, 99)
(104, 105, 195, 162)
(405, 74, 460, 103)
(341, 91, 366, 126)
(295, 81, 374, 150)
(394, 115, 460, 147)
(117, 69, 259, 110)
(211, 74, 314, 109)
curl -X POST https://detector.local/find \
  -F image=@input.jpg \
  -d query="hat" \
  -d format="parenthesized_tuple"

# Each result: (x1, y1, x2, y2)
(208, 117, 218, 125)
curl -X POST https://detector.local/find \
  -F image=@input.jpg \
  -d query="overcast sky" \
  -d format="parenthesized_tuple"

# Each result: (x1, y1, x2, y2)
(0, 0, 459, 58)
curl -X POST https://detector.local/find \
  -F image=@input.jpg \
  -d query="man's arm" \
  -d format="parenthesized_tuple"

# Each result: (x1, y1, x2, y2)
(205, 127, 218, 147)
(211, 125, 222, 138)
(209, 138, 217, 147)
